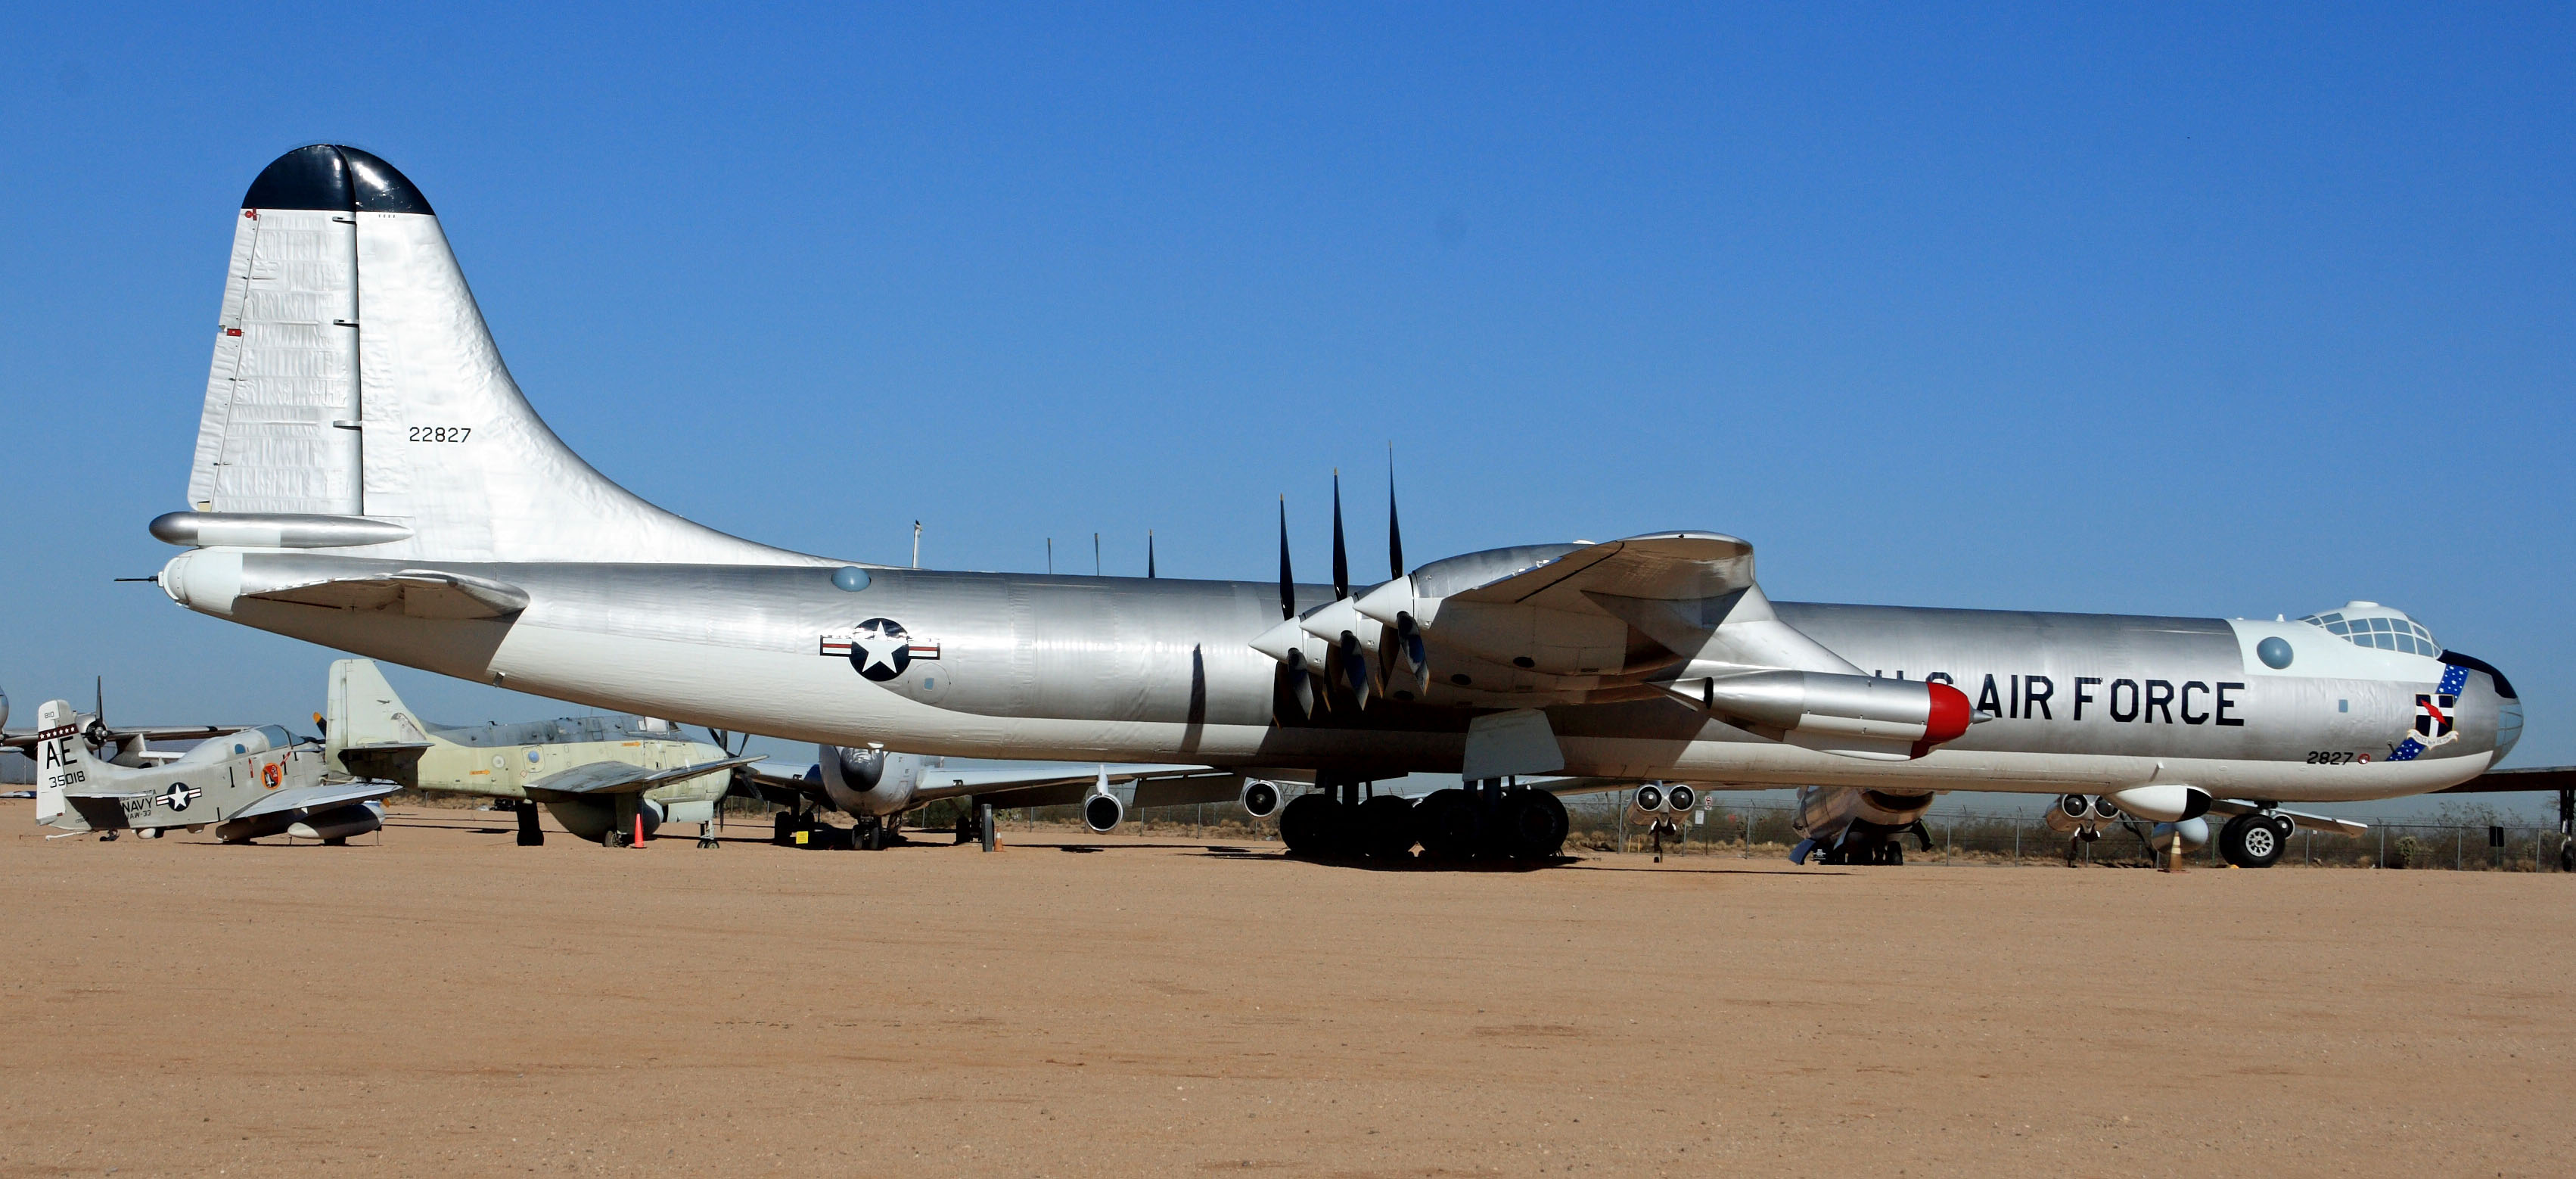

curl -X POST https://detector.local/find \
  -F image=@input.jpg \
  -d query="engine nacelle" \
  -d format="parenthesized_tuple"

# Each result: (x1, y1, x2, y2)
(819, 745, 915, 817)
(1699, 671, 1974, 759)
(2151, 817, 2211, 852)
(1239, 779, 1282, 819)
(1083, 791, 1124, 833)
(1633, 783, 1666, 813)
(536, 797, 665, 844)
(2107, 784, 2212, 823)
(2043, 794, 2125, 834)
(1792, 785, 1934, 841)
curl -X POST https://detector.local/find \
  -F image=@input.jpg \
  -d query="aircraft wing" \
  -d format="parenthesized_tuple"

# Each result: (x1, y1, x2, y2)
(1447, 532, 1754, 609)
(4, 724, 247, 751)
(2437, 765, 2576, 794)
(2203, 798, 2367, 838)
(521, 754, 764, 800)
(912, 764, 1244, 810)
(228, 780, 399, 820)
(241, 569, 530, 620)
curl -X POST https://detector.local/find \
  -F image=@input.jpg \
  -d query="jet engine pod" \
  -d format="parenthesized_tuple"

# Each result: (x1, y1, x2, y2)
(1083, 791, 1125, 833)
(1664, 784, 1696, 813)
(818, 744, 914, 817)
(2085, 795, 2124, 823)
(2107, 784, 2212, 824)
(2151, 817, 2211, 852)
(1633, 784, 1665, 813)
(1240, 779, 1282, 819)
(1700, 670, 1975, 758)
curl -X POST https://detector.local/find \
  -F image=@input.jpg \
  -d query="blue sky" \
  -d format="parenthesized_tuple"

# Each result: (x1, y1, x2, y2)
(2, 5, 2568, 814)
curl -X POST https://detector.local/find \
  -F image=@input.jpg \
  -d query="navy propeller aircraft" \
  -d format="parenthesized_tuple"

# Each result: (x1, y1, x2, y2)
(143, 145, 2525, 868)
(26, 699, 394, 843)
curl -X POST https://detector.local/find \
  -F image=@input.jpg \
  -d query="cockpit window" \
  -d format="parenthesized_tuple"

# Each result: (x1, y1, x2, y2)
(2295, 611, 2440, 657)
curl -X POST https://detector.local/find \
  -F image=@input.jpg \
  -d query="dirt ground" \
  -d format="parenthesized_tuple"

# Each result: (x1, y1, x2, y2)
(5, 801, 2571, 1177)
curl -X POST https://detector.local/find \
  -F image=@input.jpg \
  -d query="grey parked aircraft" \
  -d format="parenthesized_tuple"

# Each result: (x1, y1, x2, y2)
(26, 698, 394, 843)
(142, 145, 2525, 867)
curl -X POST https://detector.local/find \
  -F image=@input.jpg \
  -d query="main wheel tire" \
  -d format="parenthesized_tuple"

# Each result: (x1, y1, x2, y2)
(1496, 789, 1568, 860)
(1278, 793, 1340, 858)
(773, 811, 797, 845)
(1885, 841, 1903, 866)
(1415, 789, 1480, 860)
(1356, 795, 1418, 859)
(2219, 813, 2287, 868)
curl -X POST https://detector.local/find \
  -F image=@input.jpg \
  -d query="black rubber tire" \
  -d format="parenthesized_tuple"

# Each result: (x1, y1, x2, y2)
(1415, 789, 1480, 860)
(1356, 795, 1418, 859)
(1495, 789, 1568, 860)
(1278, 793, 1339, 858)
(2219, 813, 2287, 868)
(1885, 841, 1903, 866)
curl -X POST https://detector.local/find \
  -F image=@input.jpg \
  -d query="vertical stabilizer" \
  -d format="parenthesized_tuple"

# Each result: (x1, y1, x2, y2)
(32, 700, 86, 825)
(325, 658, 430, 766)
(180, 145, 828, 566)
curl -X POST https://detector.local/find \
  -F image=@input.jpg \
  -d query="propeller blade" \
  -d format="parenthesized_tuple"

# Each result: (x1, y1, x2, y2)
(1338, 631, 1372, 708)
(1330, 470, 1350, 601)
(1387, 443, 1404, 579)
(1147, 530, 1156, 579)
(1285, 650, 1316, 718)
(1277, 497, 1295, 621)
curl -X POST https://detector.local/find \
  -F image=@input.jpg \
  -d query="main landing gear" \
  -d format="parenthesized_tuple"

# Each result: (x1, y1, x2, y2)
(1278, 776, 1568, 863)
(771, 808, 893, 851)
(2217, 812, 2292, 868)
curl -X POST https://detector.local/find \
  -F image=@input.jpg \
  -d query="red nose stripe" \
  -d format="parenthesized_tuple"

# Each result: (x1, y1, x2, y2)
(1922, 682, 1972, 745)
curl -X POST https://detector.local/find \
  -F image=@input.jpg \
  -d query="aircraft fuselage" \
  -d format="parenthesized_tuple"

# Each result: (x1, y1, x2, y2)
(162, 551, 2508, 804)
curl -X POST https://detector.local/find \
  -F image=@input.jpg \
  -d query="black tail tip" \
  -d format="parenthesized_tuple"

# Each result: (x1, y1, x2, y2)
(241, 144, 432, 215)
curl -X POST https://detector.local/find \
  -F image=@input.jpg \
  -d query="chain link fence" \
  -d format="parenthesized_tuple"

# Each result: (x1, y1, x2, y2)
(1553, 794, 2576, 871)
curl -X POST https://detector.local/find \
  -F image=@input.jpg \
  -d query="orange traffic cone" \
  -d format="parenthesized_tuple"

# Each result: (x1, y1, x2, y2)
(632, 812, 648, 848)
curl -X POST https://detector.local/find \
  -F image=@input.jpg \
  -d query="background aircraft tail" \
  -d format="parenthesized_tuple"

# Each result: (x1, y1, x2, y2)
(31, 699, 88, 825)
(169, 145, 826, 567)
(324, 658, 431, 764)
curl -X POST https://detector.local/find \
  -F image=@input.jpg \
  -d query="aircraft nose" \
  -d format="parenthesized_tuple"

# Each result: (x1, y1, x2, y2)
(2444, 652, 2522, 762)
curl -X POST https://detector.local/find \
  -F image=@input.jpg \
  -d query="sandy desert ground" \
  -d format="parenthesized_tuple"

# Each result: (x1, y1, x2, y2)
(5, 799, 2571, 1177)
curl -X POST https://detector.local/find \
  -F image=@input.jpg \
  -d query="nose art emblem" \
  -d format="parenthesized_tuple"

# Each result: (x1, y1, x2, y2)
(2387, 664, 2467, 761)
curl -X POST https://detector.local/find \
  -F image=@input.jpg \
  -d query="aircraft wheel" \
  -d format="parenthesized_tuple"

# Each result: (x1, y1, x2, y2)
(772, 811, 798, 845)
(1499, 790, 1566, 860)
(1415, 789, 1479, 860)
(2218, 813, 2286, 868)
(1885, 841, 1903, 866)
(1278, 793, 1339, 858)
(1356, 795, 1417, 859)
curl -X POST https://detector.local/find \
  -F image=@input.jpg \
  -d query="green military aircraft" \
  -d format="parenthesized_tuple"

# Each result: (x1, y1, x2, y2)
(322, 659, 756, 847)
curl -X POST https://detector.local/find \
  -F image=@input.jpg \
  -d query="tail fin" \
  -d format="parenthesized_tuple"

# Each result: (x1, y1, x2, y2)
(32, 699, 89, 824)
(170, 145, 825, 566)
(325, 658, 430, 766)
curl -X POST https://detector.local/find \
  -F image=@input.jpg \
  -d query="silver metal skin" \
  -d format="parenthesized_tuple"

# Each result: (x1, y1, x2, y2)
(152, 146, 2517, 823)
(157, 549, 2509, 803)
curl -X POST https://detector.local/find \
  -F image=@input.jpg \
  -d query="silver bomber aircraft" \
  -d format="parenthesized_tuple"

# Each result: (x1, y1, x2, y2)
(144, 145, 2522, 867)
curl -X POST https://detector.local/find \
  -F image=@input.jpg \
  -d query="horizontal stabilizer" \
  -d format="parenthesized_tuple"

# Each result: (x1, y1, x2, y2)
(245, 569, 530, 618)
(228, 780, 398, 820)
(523, 754, 763, 799)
